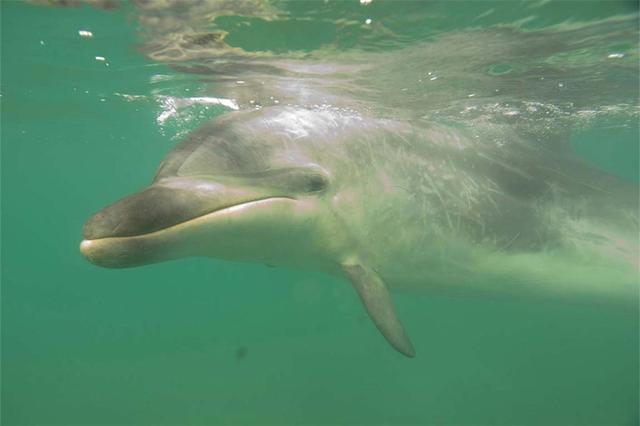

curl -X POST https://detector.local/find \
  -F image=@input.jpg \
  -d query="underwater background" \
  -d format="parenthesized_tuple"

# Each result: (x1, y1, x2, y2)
(2, 1, 638, 424)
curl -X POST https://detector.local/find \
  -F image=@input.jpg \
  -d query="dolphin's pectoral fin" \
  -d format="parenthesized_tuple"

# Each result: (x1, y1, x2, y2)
(342, 264, 416, 358)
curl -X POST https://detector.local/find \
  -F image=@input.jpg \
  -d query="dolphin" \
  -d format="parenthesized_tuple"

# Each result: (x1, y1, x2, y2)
(81, 105, 638, 358)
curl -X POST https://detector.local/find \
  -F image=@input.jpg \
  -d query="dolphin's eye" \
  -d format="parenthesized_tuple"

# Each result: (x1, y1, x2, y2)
(247, 166, 329, 194)
(305, 173, 329, 193)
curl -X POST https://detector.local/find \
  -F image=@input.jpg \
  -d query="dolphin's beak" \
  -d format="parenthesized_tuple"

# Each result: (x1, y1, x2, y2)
(80, 179, 291, 268)
(83, 184, 226, 240)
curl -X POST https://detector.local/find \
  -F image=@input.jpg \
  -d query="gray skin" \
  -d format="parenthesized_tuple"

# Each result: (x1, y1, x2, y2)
(81, 106, 639, 357)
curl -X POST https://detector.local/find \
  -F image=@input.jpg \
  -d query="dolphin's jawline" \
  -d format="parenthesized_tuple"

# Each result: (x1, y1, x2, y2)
(82, 196, 296, 244)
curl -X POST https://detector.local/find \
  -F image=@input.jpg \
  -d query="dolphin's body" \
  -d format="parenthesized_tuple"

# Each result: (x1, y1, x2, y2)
(81, 105, 638, 357)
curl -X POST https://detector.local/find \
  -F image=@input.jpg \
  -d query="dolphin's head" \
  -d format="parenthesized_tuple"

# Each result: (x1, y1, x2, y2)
(80, 111, 345, 270)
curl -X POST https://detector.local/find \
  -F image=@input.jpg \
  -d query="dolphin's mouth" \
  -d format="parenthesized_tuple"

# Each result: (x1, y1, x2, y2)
(83, 195, 292, 240)
(80, 196, 295, 268)
(82, 178, 297, 240)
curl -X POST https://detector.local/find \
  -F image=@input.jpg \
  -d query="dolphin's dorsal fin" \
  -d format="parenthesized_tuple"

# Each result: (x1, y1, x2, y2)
(342, 264, 416, 358)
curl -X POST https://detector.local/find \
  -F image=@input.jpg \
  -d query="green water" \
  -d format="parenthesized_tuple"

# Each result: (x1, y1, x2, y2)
(2, 1, 638, 425)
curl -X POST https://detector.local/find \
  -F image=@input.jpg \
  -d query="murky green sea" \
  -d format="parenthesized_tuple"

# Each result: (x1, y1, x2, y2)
(2, 1, 639, 425)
